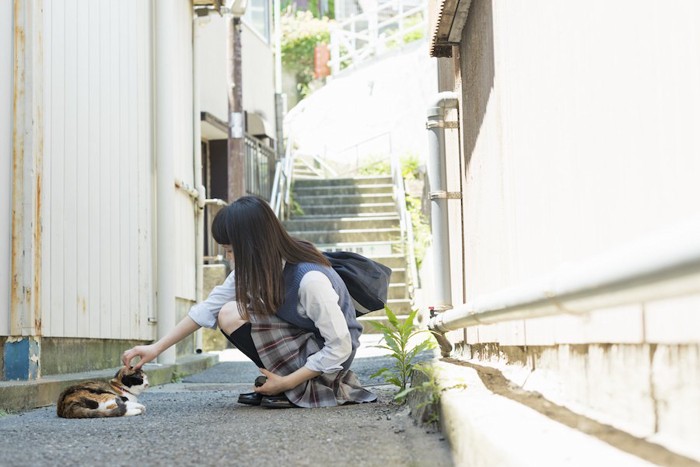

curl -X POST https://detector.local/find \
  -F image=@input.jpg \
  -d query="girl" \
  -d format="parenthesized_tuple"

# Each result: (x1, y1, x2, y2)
(122, 196, 376, 408)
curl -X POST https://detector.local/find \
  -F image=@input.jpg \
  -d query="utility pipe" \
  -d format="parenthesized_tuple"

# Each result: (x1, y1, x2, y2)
(192, 15, 204, 353)
(155, 1, 178, 365)
(426, 92, 459, 312)
(429, 217, 700, 355)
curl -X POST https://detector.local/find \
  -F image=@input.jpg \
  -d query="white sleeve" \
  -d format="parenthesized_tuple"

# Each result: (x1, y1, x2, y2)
(187, 270, 236, 329)
(298, 270, 352, 374)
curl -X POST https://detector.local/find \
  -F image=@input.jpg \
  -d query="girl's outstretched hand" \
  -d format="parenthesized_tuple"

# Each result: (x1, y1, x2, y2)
(122, 344, 159, 370)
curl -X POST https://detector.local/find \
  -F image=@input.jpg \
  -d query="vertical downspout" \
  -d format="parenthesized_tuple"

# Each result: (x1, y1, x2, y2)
(192, 14, 204, 353)
(154, 1, 177, 365)
(426, 92, 459, 355)
(273, 0, 285, 158)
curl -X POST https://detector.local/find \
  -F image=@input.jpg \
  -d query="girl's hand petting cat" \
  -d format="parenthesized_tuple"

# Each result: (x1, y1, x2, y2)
(122, 344, 159, 370)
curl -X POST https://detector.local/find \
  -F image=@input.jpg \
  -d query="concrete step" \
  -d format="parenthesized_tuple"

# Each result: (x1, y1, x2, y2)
(293, 184, 394, 197)
(297, 202, 397, 216)
(290, 211, 400, 220)
(388, 267, 406, 283)
(294, 175, 393, 187)
(284, 215, 400, 231)
(368, 254, 407, 269)
(296, 193, 395, 206)
(362, 299, 414, 317)
(388, 282, 409, 300)
(289, 228, 402, 244)
(318, 240, 404, 257)
(357, 311, 412, 333)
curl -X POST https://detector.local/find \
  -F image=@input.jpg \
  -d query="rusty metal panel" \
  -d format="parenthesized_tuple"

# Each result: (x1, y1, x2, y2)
(1, 0, 13, 336)
(11, 0, 44, 338)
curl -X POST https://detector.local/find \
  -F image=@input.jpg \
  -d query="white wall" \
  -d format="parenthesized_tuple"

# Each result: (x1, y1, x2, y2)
(0, 0, 12, 336)
(198, 15, 228, 122)
(241, 22, 276, 131)
(41, 0, 155, 340)
(286, 42, 437, 173)
(172, 2, 196, 304)
(460, 0, 700, 298)
(198, 15, 277, 136)
(451, 1, 700, 457)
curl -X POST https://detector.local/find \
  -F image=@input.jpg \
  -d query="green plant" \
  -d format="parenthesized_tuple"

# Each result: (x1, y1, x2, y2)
(402, 362, 442, 424)
(357, 157, 391, 176)
(400, 153, 420, 180)
(370, 307, 436, 402)
(281, 10, 333, 100)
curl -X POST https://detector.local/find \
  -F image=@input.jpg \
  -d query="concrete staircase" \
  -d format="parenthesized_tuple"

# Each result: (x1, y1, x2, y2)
(284, 175, 413, 332)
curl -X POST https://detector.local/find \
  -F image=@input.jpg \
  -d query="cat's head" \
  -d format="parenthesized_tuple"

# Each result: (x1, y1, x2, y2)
(114, 366, 150, 395)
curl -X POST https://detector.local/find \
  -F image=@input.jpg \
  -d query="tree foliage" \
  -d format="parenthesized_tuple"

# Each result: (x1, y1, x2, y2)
(281, 10, 332, 99)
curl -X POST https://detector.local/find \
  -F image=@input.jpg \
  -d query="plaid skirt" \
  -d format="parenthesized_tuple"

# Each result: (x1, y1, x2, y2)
(249, 313, 377, 408)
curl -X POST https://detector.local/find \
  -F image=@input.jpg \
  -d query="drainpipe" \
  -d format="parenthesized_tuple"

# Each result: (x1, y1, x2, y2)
(193, 15, 204, 353)
(426, 92, 459, 356)
(155, 2, 178, 365)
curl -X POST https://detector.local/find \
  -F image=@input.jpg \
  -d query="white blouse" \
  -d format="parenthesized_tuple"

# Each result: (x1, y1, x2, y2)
(188, 269, 352, 374)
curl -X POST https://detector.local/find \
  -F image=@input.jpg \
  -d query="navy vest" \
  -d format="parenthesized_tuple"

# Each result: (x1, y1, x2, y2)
(276, 262, 363, 366)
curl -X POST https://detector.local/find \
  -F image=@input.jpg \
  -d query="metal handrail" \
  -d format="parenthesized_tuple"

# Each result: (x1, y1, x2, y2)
(295, 151, 339, 178)
(270, 133, 296, 219)
(390, 152, 420, 300)
(329, 0, 428, 74)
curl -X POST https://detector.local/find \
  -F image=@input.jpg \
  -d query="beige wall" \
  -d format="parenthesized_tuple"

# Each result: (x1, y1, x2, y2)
(448, 1, 700, 458)
(456, 0, 700, 303)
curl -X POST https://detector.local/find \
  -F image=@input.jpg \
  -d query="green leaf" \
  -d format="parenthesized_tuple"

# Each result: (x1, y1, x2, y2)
(394, 386, 416, 400)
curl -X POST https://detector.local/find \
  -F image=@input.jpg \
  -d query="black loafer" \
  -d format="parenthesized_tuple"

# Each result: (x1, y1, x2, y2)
(261, 394, 296, 409)
(237, 391, 264, 406)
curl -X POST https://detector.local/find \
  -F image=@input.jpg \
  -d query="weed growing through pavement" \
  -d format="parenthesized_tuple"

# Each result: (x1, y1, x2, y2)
(370, 307, 436, 403)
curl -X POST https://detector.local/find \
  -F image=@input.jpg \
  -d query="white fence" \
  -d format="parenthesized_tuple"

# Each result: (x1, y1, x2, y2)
(329, 0, 428, 74)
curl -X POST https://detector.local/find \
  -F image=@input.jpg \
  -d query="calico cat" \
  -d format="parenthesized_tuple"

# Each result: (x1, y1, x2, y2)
(56, 366, 149, 418)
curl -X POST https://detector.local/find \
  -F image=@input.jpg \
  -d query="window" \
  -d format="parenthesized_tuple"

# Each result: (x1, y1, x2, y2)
(244, 0, 270, 42)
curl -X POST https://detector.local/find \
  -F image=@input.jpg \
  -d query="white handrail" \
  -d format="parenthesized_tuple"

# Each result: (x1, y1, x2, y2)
(270, 133, 296, 219)
(330, 0, 428, 74)
(390, 152, 419, 305)
(429, 217, 700, 335)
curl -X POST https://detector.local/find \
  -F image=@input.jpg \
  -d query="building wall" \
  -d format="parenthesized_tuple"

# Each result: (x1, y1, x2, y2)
(448, 0, 700, 458)
(198, 15, 277, 138)
(0, 0, 12, 337)
(241, 22, 276, 132)
(172, 3, 197, 305)
(39, 0, 157, 340)
(457, 0, 700, 300)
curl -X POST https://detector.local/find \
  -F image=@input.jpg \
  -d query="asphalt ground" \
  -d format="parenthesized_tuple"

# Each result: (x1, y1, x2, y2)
(0, 336, 452, 467)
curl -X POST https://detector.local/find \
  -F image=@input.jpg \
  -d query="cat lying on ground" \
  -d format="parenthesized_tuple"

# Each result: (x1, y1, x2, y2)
(56, 366, 149, 418)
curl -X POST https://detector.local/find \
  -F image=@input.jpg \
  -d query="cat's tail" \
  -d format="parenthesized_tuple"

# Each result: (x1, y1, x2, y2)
(57, 397, 127, 418)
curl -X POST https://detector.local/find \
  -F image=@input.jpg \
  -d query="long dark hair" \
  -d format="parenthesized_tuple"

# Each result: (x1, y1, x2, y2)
(210, 195, 330, 318)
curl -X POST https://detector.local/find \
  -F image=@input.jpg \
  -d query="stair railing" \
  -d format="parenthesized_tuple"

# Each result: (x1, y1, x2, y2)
(271, 134, 296, 219)
(329, 0, 428, 75)
(390, 151, 419, 296)
(295, 151, 339, 178)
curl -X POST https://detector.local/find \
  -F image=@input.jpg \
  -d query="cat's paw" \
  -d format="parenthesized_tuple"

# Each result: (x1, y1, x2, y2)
(124, 406, 145, 416)
(124, 401, 146, 416)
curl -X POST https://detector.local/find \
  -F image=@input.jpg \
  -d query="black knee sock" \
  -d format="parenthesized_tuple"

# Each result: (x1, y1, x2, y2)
(222, 322, 265, 368)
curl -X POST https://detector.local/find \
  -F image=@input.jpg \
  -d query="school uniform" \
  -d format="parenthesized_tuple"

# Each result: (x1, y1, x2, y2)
(188, 261, 377, 407)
